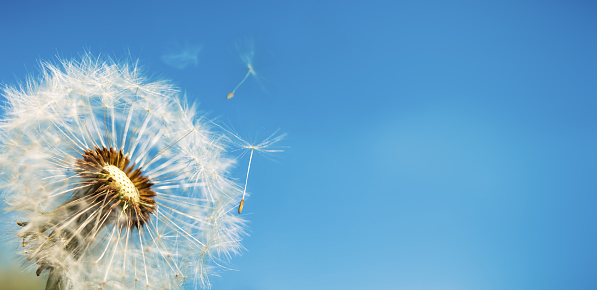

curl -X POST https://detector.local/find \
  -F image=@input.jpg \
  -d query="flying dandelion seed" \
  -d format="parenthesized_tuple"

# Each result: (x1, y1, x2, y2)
(227, 39, 259, 100)
(0, 55, 256, 289)
(218, 129, 286, 214)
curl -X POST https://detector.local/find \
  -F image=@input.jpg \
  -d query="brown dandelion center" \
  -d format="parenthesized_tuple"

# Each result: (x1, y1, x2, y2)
(74, 147, 156, 228)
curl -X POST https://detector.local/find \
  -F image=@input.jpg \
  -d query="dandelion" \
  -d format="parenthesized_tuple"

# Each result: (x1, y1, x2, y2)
(0, 55, 250, 289)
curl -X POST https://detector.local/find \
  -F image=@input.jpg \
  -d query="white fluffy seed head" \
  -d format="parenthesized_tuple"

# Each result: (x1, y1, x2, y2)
(0, 54, 248, 289)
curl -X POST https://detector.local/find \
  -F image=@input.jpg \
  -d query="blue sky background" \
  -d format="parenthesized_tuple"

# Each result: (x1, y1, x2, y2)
(1, 1, 596, 289)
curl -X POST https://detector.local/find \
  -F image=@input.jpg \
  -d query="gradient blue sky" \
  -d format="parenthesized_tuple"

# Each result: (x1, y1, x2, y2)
(1, 1, 596, 289)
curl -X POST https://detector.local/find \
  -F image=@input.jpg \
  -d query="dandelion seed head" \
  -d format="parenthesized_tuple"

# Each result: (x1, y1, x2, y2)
(0, 54, 251, 289)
